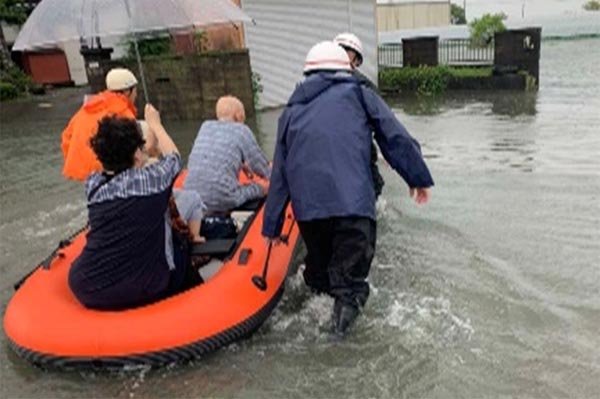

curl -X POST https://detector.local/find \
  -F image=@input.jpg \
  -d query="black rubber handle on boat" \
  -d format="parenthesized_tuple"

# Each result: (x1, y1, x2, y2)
(13, 224, 88, 291)
(13, 241, 68, 291)
(279, 217, 296, 245)
(252, 242, 273, 291)
(252, 215, 296, 291)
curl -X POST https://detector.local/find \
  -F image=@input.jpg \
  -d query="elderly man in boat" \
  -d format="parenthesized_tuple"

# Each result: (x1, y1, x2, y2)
(184, 95, 271, 239)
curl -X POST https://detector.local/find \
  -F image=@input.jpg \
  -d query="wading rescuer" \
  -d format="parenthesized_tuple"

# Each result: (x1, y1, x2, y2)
(61, 68, 138, 181)
(262, 41, 434, 335)
(334, 32, 385, 199)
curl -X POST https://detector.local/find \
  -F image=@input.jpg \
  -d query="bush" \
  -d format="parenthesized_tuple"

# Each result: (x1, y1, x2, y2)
(194, 31, 209, 52)
(0, 82, 18, 101)
(1, 65, 31, 91)
(583, 0, 600, 10)
(379, 66, 451, 95)
(126, 36, 171, 58)
(0, 65, 32, 100)
(251, 71, 263, 107)
(449, 67, 493, 78)
(451, 3, 466, 24)
(379, 66, 493, 95)
(469, 13, 507, 47)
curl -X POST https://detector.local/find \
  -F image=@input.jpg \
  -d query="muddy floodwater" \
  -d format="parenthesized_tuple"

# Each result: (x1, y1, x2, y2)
(1, 38, 599, 398)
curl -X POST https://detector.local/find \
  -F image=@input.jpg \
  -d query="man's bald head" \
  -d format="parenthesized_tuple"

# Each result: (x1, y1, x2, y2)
(216, 96, 246, 123)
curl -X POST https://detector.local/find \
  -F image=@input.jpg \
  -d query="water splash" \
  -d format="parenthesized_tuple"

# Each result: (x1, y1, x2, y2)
(378, 293, 474, 348)
(268, 270, 334, 344)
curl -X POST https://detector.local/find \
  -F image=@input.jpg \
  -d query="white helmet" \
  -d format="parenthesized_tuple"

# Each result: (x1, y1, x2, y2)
(303, 41, 352, 73)
(105, 68, 138, 91)
(334, 32, 364, 65)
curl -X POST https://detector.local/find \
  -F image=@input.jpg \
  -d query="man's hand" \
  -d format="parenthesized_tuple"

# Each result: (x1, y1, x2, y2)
(241, 163, 254, 178)
(257, 179, 270, 195)
(409, 187, 431, 205)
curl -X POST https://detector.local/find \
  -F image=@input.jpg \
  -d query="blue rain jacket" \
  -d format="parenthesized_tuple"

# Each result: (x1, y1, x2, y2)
(262, 72, 434, 238)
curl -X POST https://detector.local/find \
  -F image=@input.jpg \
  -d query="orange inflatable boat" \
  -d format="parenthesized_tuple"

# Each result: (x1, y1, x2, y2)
(4, 174, 299, 370)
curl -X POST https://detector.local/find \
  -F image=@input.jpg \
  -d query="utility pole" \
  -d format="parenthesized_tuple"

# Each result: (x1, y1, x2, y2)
(463, 0, 467, 22)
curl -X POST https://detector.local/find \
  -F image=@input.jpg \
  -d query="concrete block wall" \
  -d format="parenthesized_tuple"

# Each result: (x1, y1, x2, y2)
(88, 50, 254, 121)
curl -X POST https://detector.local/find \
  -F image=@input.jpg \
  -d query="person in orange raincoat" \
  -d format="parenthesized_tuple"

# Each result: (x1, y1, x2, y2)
(61, 68, 139, 181)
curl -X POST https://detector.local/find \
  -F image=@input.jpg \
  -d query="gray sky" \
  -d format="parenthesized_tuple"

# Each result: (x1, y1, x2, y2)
(457, 0, 592, 19)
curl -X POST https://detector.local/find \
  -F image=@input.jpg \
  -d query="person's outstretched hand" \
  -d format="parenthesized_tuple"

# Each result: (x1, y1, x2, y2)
(144, 103, 161, 128)
(409, 187, 430, 205)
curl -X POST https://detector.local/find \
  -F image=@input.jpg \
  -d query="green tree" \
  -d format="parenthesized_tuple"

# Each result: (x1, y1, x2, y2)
(583, 0, 600, 11)
(469, 12, 507, 47)
(450, 3, 466, 24)
(1, 1, 34, 100)
(126, 36, 172, 59)
(0, 0, 27, 68)
(0, 0, 26, 25)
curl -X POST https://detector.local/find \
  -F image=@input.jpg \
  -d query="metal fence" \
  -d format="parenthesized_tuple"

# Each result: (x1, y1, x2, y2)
(378, 39, 494, 68)
(438, 39, 494, 66)
(378, 43, 403, 68)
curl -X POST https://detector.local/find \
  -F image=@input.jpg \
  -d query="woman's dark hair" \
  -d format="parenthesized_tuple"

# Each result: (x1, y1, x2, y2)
(90, 116, 145, 173)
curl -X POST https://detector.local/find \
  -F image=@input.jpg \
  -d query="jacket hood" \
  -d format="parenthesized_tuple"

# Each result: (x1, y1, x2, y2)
(83, 91, 136, 116)
(287, 72, 358, 105)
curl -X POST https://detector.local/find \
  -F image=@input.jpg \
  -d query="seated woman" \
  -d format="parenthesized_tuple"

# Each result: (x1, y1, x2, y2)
(69, 105, 200, 310)
(184, 96, 270, 238)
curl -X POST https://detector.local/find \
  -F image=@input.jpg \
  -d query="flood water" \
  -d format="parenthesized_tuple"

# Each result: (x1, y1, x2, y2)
(1, 38, 599, 398)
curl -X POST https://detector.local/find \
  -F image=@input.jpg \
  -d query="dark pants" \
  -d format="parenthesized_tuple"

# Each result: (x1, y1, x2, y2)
(167, 228, 202, 295)
(298, 217, 376, 308)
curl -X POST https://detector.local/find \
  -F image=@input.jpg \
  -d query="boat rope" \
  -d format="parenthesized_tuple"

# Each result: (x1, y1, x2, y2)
(13, 223, 89, 291)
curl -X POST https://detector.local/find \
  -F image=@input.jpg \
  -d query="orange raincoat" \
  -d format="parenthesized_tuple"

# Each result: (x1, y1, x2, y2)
(61, 91, 137, 181)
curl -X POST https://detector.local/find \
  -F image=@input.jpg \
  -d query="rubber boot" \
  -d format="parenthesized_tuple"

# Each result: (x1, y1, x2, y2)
(332, 300, 359, 336)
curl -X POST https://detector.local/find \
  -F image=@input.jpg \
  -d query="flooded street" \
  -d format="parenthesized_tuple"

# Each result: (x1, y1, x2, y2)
(1, 38, 599, 398)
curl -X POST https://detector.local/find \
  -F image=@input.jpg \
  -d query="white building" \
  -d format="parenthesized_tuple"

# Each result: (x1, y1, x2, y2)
(242, 0, 379, 109)
(377, 0, 451, 32)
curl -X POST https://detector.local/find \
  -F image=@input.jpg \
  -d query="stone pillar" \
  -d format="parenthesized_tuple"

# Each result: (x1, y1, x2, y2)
(494, 27, 542, 88)
(80, 46, 114, 94)
(402, 36, 438, 67)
